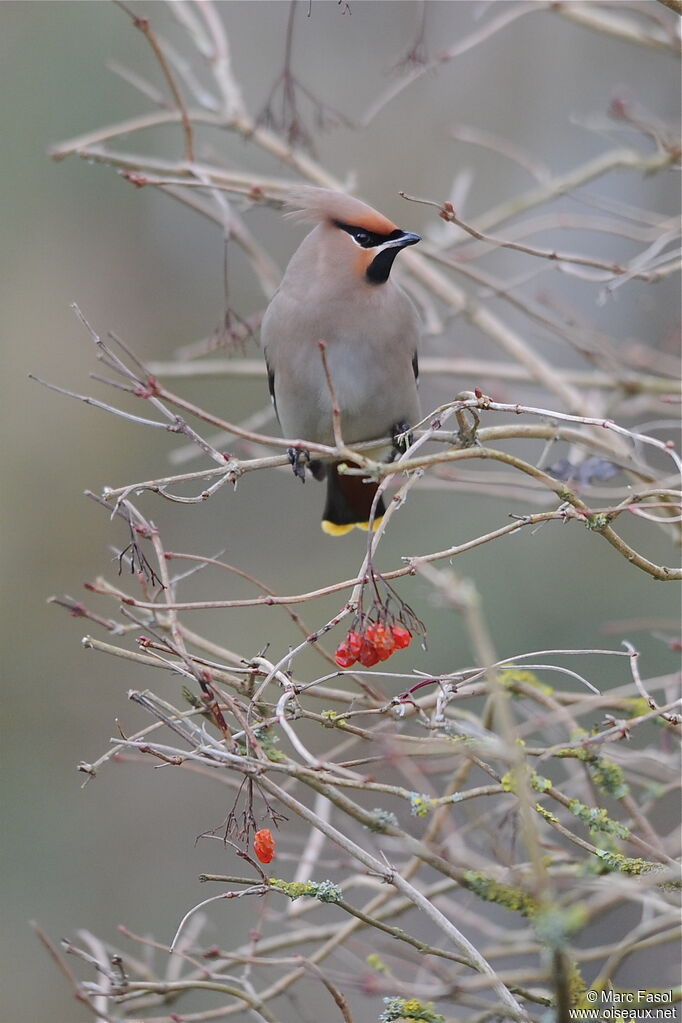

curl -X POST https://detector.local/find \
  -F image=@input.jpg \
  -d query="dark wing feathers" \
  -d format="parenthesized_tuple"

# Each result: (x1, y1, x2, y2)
(265, 357, 278, 420)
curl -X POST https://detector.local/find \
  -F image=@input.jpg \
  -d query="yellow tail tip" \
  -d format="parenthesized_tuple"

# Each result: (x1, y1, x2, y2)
(321, 520, 355, 536)
(321, 517, 383, 536)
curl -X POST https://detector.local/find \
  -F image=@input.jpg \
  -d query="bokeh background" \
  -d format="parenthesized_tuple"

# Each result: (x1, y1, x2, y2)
(1, 2, 680, 1018)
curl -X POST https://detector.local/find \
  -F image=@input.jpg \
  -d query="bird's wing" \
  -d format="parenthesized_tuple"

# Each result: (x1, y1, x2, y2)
(265, 354, 278, 421)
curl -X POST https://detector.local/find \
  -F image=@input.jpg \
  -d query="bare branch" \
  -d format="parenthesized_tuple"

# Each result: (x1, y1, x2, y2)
(114, 0, 195, 161)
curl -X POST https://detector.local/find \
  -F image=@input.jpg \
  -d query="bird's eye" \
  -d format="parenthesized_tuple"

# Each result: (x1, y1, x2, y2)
(333, 221, 383, 248)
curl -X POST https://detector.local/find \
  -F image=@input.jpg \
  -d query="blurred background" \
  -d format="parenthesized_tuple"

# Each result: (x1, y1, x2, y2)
(1, 2, 680, 1018)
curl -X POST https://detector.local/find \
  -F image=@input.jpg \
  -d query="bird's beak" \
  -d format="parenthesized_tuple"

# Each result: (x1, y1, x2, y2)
(365, 229, 421, 284)
(379, 231, 421, 253)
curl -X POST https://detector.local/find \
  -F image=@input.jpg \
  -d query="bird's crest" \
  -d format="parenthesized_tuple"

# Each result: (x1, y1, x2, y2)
(286, 187, 397, 235)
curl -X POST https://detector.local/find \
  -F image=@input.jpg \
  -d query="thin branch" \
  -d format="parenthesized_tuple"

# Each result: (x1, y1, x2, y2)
(114, 0, 195, 161)
(144, 355, 679, 398)
(554, 1, 682, 52)
(401, 191, 679, 282)
(623, 640, 682, 724)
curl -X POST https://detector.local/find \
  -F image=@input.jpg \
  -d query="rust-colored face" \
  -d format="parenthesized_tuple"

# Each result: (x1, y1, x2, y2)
(336, 221, 420, 284)
(287, 188, 420, 284)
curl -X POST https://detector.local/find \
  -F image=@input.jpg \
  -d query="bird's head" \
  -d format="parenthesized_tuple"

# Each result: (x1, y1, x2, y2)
(286, 188, 420, 285)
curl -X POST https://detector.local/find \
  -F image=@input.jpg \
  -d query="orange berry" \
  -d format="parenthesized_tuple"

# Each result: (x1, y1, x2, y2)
(358, 639, 380, 667)
(391, 625, 412, 649)
(372, 622, 396, 654)
(253, 828, 276, 864)
(335, 641, 357, 668)
(347, 630, 363, 658)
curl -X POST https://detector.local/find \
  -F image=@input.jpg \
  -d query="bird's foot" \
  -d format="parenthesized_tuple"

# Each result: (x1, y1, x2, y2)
(287, 447, 310, 483)
(454, 393, 480, 448)
(389, 420, 413, 460)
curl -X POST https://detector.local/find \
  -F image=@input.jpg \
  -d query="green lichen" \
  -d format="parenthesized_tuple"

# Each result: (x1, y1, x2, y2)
(592, 849, 658, 875)
(268, 879, 318, 900)
(366, 953, 388, 973)
(463, 871, 537, 917)
(568, 800, 630, 839)
(380, 997, 445, 1023)
(622, 697, 652, 719)
(233, 726, 285, 761)
(535, 803, 559, 824)
(366, 809, 399, 831)
(554, 729, 590, 758)
(498, 667, 554, 695)
(585, 513, 610, 532)
(500, 769, 553, 794)
(591, 757, 629, 798)
(553, 747, 629, 799)
(500, 771, 515, 792)
(534, 904, 588, 948)
(320, 709, 348, 727)
(268, 878, 343, 903)
(315, 879, 344, 903)
(409, 793, 437, 817)
(531, 772, 553, 793)
(565, 959, 588, 1005)
(438, 722, 472, 743)
(253, 726, 284, 762)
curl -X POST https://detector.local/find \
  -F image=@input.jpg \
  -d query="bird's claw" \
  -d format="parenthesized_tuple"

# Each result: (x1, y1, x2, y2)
(288, 447, 310, 483)
(389, 420, 413, 459)
(455, 408, 480, 447)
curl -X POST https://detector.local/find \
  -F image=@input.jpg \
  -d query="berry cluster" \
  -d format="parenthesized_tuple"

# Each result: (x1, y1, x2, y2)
(333, 567, 425, 670)
(335, 621, 412, 668)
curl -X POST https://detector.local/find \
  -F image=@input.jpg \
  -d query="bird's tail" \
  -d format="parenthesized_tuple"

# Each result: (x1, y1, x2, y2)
(321, 463, 385, 536)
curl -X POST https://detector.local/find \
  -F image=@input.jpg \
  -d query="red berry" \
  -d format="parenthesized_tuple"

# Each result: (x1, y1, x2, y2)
(391, 625, 412, 649)
(358, 639, 380, 667)
(347, 630, 363, 658)
(372, 622, 396, 655)
(253, 828, 276, 864)
(335, 641, 357, 668)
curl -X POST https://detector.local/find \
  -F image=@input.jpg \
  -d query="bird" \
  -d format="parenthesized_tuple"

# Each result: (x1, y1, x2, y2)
(261, 188, 421, 536)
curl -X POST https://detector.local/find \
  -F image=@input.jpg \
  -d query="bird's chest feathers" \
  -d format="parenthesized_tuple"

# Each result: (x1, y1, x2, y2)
(320, 334, 382, 406)
(290, 329, 401, 445)
(271, 284, 416, 444)
(305, 288, 392, 383)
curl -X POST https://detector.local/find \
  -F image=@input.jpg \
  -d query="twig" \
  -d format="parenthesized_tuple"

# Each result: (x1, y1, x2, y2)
(318, 340, 345, 450)
(401, 191, 679, 282)
(623, 640, 682, 724)
(114, 0, 195, 161)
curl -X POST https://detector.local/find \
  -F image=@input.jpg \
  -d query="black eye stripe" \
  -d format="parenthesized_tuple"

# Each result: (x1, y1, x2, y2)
(333, 220, 403, 249)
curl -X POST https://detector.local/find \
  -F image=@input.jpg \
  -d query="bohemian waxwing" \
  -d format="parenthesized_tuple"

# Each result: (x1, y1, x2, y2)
(261, 188, 421, 535)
